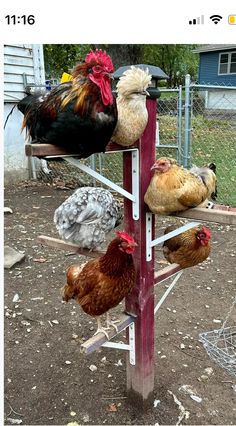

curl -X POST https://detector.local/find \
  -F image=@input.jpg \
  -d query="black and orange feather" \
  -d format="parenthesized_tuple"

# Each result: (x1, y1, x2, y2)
(18, 50, 117, 158)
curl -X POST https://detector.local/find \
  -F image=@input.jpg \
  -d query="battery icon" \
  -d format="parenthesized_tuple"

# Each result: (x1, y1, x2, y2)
(229, 15, 236, 24)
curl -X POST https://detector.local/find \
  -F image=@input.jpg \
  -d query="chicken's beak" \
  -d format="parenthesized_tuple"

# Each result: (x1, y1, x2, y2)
(140, 90, 150, 96)
(129, 241, 138, 247)
(150, 163, 157, 171)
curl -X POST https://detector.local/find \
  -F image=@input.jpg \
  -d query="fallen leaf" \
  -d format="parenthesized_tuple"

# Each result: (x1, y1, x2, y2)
(33, 258, 47, 263)
(107, 403, 117, 412)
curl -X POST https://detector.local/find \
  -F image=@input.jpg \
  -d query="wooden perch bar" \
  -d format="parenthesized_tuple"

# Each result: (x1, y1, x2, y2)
(175, 207, 236, 225)
(25, 144, 71, 157)
(154, 263, 182, 285)
(81, 313, 136, 355)
(25, 141, 137, 157)
(36, 235, 104, 258)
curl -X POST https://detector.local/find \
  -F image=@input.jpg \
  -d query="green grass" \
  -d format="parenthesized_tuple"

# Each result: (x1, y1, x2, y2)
(158, 115, 236, 207)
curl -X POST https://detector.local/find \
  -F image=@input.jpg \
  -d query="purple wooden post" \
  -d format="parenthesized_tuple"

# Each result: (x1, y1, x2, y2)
(123, 97, 157, 407)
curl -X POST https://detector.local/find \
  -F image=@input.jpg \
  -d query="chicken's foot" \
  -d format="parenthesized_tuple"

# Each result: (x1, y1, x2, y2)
(93, 316, 110, 339)
(106, 312, 120, 333)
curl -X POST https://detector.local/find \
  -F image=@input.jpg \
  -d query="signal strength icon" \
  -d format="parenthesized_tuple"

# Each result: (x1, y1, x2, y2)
(189, 15, 204, 25)
(210, 15, 223, 24)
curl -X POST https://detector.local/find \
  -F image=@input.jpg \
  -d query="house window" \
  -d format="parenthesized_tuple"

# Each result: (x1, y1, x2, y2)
(219, 51, 236, 75)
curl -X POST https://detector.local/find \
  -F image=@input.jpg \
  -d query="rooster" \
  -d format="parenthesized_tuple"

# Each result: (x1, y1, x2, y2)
(17, 49, 117, 158)
(54, 187, 123, 250)
(62, 231, 137, 337)
(163, 225, 211, 269)
(144, 157, 217, 215)
(111, 66, 151, 146)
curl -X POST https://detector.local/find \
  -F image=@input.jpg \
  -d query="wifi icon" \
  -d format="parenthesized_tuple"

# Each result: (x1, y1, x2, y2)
(210, 15, 223, 24)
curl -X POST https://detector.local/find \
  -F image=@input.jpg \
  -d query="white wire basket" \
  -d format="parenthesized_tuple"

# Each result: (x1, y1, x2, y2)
(199, 325, 236, 377)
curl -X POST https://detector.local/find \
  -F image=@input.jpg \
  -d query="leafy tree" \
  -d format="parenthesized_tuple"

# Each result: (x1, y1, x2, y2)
(92, 44, 145, 70)
(43, 44, 199, 87)
(43, 44, 91, 80)
(143, 44, 199, 87)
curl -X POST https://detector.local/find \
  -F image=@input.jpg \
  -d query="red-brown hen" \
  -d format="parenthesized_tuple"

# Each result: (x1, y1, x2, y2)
(163, 225, 211, 269)
(62, 231, 137, 337)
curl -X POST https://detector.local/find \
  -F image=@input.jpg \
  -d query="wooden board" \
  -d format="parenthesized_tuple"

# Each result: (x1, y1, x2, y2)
(175, 207, 236, 225)
(36, 235, 104, 258)
(154, 263, 182, 285)
(81, 313, 136, 355)
(124, 98, 156, 407)
(25, 141, 138, 157)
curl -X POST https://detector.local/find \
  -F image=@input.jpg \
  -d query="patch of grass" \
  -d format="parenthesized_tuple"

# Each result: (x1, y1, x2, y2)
(158, 114, 236, 207)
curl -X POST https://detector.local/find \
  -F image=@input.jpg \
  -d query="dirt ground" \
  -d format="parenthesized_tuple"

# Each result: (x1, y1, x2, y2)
(4, 181, 236, 426)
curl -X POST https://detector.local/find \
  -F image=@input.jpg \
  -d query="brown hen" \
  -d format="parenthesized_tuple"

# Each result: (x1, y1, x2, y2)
(163, 225, 211, 269)
(144, 157, 217, 215)
(62, 231, 137, 337)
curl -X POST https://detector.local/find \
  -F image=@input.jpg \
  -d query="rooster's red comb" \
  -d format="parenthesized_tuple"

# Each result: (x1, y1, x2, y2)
(85, 49, 114, 72)
(116, 231, 136, 244)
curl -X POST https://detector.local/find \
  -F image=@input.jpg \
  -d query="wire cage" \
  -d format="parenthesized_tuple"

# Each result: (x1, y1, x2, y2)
(199, 326, 236, 377)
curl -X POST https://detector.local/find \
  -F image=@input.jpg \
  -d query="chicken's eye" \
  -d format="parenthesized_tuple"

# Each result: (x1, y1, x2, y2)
(93, 65, 102, 73)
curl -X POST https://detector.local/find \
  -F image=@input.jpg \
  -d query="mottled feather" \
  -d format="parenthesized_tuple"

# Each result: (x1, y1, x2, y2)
(54, 187, 123, 249)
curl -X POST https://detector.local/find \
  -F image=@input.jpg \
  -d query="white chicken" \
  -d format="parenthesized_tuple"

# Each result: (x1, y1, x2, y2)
(54, 187, 123, 250)
(111, 66, 152, 146)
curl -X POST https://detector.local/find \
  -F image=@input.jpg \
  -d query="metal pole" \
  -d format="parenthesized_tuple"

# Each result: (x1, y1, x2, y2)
(189, 88, 193, 168)
(184, 74, 191, 168)
(177, 85, 182, 164)
(90, 154, 97, 187)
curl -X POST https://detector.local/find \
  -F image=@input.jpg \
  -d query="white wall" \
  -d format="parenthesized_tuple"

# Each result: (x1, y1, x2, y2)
(206, 90, 236, 110)
(4, 44, 45, 183)
(4, 104, 29, 182)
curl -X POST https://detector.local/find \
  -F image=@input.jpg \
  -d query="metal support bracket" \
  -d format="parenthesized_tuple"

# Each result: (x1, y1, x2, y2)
(146, 213, 199, 261)
(64, 148, 139, 220)
(102, 322, 136, 365)
(154, 271, 183, 314)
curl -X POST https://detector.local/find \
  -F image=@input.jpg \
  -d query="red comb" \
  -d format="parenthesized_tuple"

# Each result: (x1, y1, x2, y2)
(85, 49, 114, 72)
(116, 231, 135, 243)
(201, 226, 211, 238)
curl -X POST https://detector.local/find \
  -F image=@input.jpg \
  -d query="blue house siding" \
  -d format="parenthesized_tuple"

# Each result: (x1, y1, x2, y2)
(199, 50, 236, 86)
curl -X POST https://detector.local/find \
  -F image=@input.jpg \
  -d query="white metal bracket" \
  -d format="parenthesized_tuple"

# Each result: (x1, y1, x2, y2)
(64, 148, 139, 220)
(102, 322, 136, 365)
(154, 271, 183, 314)
(146, 213, 200, 261)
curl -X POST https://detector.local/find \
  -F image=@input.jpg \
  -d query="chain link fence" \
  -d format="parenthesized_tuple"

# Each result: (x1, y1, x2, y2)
(190, 84, 236, 207)
(34, 79, 236, 207)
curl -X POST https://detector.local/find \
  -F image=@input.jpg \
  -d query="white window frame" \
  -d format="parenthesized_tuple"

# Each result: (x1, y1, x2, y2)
(218, 51, 236, 75)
